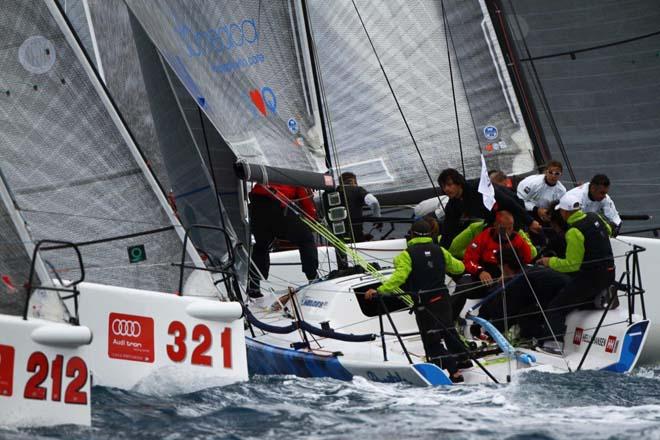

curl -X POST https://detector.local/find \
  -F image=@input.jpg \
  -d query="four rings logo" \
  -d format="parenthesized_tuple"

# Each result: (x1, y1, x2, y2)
(108, 313, 154, 363)
(111, 319, 142, 338)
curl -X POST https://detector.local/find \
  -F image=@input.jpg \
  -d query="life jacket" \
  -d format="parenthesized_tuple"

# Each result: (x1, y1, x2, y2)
(406, 241, 448, 303)
(572, 212, 614, 271)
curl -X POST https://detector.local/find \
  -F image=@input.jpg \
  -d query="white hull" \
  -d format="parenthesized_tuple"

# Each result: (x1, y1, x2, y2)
(246, 270, 648, 386)
(267, 235, 659, 364)
(61, 281, 248, 393)
(0, 315, 92, 426)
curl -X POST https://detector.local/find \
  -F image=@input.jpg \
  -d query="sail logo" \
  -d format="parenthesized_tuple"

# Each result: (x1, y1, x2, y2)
(248, 87, 277, 117)
(108, 313, 155, 363)
(573, 327, 584, 345)
(0, 345, 14, 396)
(175, 18, 258, 57)
(605, 335, 618, 353)
(171, 11, 266, 74)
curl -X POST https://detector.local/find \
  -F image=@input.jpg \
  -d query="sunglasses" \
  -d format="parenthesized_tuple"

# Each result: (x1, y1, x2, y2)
(547, 171, 562, 176)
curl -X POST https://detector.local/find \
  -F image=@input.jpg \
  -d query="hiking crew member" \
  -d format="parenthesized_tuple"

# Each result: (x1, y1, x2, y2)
(564, 174, 622, 236)
(365, 220, 467, 382)
(335, 172, 381, 242)
(517, 161, 567, 224)
(451, 210, 533, 322)
(537, 192, 615, 348)
(248, 183, 318, 297)
(437, 168, 542, 250)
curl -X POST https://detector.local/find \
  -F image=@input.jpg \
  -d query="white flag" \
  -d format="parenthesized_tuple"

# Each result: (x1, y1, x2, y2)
(478, 154, 495, 210)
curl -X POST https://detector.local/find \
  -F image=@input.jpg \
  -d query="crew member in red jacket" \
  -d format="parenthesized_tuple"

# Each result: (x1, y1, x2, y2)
(248, 183, 318, 298)
(452, 210, 533, 321)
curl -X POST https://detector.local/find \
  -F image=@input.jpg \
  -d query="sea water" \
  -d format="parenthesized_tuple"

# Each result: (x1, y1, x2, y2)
(3, 366, 660, 439)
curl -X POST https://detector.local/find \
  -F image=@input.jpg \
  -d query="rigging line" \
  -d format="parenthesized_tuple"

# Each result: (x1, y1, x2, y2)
(521, 29, 660, 62)
(303, 2, 359, 246)
(496, 230, 512, 381)
(440, 0, 467, 177)
(350, 0, 444, 207)
(503, 233, 571, 371)
(503, 0, 576, 184)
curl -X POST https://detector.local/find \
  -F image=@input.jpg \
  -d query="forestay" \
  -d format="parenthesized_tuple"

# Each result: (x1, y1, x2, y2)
(126, 0, 328, 181)
(307, 0, 535, 193)
(0, 0, 199, 296)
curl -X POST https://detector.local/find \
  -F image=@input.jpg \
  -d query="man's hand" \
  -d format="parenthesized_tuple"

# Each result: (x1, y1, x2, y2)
(479, 271, 494, 286)
(365, 288, 379, 300)
(537, 208, 550, 222)
(536, 257, 551, 267)
(529, 220, 542, 234)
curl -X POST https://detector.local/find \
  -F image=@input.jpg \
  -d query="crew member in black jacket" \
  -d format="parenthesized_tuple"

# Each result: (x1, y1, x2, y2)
(437, 168, 541, 249)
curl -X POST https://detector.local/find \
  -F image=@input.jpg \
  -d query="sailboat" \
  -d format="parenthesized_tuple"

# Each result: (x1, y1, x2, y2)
(0, 0, 247, 399)
(122, 0, 651, 385)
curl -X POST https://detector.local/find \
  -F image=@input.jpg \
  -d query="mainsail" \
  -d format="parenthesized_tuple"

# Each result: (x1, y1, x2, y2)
(126, 0, 330, 187)
(0, 0, 201, 295)
(495, 0, 660, 233)
(307, 0, 536, 195)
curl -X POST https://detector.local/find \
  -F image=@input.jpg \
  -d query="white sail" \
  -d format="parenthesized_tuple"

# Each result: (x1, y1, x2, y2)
(307, 0, 535, 194)
(0, 0, 201, 295)
(126, 0, 328, 179)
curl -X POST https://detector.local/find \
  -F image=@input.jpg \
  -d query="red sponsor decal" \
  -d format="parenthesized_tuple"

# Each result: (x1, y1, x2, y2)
(108, 313, 155, 363)
(249, 89, 266, 116)
(0, 344, 15, 396)
(605, 335, 618, 353)
(573, 327, 584, 345)
(1, 275, 17, 293)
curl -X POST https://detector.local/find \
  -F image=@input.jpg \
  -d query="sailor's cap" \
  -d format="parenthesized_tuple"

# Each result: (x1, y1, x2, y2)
(556, 192, 582, 211)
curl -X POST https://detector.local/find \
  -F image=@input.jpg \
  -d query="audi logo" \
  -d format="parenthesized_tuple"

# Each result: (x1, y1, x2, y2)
(111, 319, 142, 337)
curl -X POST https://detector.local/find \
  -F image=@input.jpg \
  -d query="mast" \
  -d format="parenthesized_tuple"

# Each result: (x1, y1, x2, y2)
(299, 0, 333, 173)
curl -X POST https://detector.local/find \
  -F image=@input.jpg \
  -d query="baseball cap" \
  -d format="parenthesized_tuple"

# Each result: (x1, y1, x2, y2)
(555, 192, 582, 211)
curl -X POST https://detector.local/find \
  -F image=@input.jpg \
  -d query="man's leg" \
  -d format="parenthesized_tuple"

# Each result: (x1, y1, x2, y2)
(544, 273, 605, 340)
(248, 197, 278, 293)
(286, 214, 319, 281)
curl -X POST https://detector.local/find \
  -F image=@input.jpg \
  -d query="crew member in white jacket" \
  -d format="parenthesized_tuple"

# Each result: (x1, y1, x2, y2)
(564, 174, 622, 235)
(517, 160, 566, 223)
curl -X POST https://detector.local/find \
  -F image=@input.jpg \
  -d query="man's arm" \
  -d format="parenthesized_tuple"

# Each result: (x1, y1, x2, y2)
(603, 196, 622, 227)
(462, 232, 485, 276)
(448, 221, 485, 259)
(376, 251, 412, 293)
(548, 228, 585, 273)
(516, 176, 537, 211)
(442, 248, 465, 275)
(364, 193, 381, 218)
(296, 187, 318, 219)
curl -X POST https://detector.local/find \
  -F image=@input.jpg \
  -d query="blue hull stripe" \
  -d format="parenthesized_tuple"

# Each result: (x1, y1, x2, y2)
(603, 320, 649, 373)
(246, 338, 353, 381)
(412, 363, 453, 385)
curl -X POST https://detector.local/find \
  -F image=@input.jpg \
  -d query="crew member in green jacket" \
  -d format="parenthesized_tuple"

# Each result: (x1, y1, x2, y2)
(365, 220, 467, 382)
(536, 192, 615, 351)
